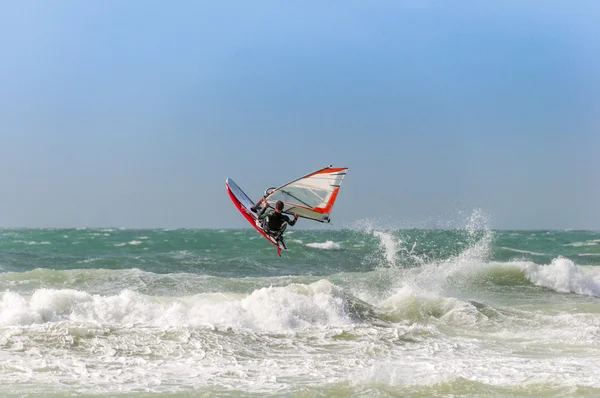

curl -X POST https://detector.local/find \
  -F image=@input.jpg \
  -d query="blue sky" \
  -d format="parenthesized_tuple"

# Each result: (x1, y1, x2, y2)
(1, 1, 599, 229)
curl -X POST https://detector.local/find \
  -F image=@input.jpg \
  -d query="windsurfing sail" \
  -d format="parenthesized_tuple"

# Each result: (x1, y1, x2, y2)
(263, 165, 348, 223)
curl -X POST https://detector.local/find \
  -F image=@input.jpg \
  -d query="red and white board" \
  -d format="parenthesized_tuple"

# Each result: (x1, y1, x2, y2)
(226, 178, 285, 256)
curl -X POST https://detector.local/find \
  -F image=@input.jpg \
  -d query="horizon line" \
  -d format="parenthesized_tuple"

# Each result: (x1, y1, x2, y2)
(1, 226, 598, 232)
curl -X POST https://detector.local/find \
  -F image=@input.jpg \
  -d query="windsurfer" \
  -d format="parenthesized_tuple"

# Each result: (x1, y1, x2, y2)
(257, 200, 298, 237)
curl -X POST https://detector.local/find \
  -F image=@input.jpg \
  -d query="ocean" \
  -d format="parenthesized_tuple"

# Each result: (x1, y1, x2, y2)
(2, 216, 600, 397)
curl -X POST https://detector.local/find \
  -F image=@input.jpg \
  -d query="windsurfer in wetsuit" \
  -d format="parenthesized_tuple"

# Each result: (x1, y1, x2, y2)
(257, 200, 298, 236)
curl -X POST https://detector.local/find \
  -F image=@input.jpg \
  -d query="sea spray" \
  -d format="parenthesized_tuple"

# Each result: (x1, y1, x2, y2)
(372, 231, 399, 265)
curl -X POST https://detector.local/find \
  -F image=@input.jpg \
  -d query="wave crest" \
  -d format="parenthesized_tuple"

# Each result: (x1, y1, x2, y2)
(0, 280, 367, 332)
(522, 257, 600, 296)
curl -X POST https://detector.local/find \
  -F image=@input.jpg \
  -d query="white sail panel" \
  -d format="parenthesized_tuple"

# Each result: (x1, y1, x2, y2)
(265, 166, 347, 222)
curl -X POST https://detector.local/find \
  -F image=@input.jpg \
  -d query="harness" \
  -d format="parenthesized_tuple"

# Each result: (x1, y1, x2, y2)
(262, 216, 288, 239)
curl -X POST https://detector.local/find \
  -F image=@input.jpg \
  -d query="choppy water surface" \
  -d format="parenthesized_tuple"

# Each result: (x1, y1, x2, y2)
(2, 219, 600, 396)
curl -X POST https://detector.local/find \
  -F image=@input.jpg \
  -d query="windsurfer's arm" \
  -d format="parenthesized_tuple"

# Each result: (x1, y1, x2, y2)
(250, 197, 265, 213)
(288, 214, 298, 226)
(257, 202, 270, 219)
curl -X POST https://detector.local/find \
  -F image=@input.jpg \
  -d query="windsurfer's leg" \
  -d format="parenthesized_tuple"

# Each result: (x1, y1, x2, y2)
(278, 237, 287, 250)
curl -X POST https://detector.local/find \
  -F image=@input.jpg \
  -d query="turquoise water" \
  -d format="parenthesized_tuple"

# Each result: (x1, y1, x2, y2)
(2, 220, 600, 396)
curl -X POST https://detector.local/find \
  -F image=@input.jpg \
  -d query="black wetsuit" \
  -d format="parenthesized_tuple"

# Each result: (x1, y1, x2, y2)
(258, 208, 297, 232)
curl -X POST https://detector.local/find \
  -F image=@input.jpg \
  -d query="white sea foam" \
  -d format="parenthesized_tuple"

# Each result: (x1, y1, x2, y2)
(113, 240, 143, 247)
(567, 242, 594, 247)
(76, 258, 101, 264)
(4, 262, 600, 395)
(566, 239, 600, 247)
(521, 257, 600, 296)
(0, 280, 352, 332)
(306, 241, 341, 250)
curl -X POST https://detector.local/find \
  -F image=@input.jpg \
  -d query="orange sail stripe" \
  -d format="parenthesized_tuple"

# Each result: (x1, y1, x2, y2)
(311, 187, 340, 214)
(307, 168, 347, 178)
